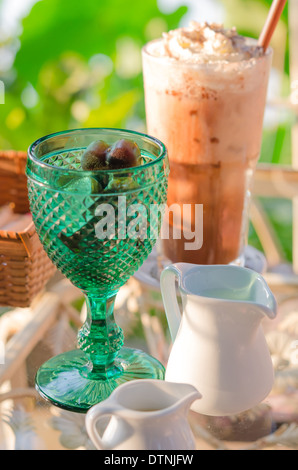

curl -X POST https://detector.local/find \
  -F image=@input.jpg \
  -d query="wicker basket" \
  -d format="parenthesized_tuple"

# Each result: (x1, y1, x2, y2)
(0, 151, 56, 308)
(0, 151, 29, 214)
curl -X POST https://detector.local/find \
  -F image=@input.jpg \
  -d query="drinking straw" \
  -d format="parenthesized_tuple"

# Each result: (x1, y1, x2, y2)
(258, 0, 287, 51)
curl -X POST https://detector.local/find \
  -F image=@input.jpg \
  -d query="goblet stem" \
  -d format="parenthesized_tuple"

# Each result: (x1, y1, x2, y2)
(77, 292, 124, 378)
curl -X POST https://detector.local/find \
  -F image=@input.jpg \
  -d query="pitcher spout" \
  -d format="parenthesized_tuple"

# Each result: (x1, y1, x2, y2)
(251, 273, 277, 321)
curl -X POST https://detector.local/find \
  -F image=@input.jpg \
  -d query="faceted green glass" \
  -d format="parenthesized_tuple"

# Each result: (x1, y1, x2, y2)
(26, 128, 169, 413)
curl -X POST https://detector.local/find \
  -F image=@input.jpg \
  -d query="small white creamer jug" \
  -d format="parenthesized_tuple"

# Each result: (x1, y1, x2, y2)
(160, 263, 277, 417)
(85, 379, 201, 450)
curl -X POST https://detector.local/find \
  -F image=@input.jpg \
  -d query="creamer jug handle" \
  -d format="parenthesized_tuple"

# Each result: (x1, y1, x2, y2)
(160, 263, 186, 341)
(86, 403, 122, 450)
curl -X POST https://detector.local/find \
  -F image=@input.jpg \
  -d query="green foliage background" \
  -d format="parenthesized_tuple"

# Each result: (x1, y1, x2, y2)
(0, 0, 187, 150)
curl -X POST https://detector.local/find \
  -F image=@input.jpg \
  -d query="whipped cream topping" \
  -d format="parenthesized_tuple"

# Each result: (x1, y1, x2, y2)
(156, 22, 263, 63)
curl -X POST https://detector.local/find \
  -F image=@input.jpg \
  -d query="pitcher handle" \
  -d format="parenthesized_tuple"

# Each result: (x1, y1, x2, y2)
(86, 403, 121, 450)
(160, 264, 184, 341)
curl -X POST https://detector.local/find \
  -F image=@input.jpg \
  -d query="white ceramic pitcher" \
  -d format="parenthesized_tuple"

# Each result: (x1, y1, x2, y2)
(85, 379, 201, 450)
(160, 263, 277, 417)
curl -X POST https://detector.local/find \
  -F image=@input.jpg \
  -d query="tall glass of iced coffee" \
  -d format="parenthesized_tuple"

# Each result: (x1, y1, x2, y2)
(142, 22, 272, 265)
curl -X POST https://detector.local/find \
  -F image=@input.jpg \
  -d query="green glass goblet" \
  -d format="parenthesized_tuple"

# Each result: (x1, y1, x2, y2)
(26, 128, 169, 413)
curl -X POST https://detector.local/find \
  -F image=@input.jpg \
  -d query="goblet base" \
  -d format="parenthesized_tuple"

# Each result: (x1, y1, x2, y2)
(35, 347, 165, 413)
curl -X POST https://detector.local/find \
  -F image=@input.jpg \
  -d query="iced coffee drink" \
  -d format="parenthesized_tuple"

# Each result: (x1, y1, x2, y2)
(142, 22, 272, 264)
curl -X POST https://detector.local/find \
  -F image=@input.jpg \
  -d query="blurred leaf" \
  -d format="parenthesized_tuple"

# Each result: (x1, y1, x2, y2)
(84, 89, 140, 128)
(260, 124, 292, 166)
(14, 0, 187, 86)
